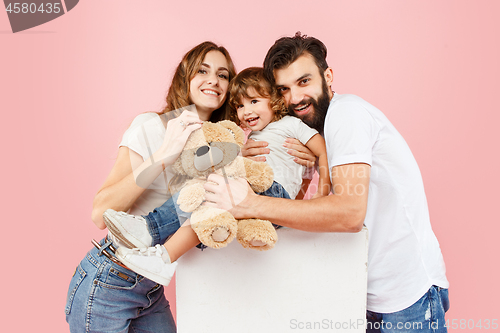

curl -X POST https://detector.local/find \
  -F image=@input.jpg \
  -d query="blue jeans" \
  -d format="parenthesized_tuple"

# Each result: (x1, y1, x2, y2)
(144, 191, 188, 246)
(144, 181, 290, 245)
(366, 285, 450, 333)
(65, 238, 176, 333)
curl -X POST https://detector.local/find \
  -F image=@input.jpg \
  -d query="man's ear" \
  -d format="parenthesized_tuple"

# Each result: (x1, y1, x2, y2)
(324, 67, 334, 87)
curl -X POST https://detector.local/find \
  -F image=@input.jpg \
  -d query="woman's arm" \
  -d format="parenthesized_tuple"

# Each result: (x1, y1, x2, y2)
(91, 111, 202, 229)
(304, 134, 331, 197)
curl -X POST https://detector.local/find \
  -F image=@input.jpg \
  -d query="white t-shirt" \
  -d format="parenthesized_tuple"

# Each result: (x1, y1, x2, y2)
(119, 112, 176, 216)
(324, 93, 449, 313)
(249, 116, 318, 199)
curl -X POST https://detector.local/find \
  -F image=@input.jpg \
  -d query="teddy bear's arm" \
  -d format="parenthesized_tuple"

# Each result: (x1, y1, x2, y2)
(242, 157, 274, 193)
(177, 179, 206, 212)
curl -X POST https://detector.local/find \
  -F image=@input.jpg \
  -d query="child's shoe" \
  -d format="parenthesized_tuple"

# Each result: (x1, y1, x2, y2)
(103, 209, 153, 248)
(116, 244, 177, 286)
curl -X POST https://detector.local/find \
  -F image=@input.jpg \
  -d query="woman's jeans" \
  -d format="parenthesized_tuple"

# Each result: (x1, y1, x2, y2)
(366, 285, 450, 333)
(65, 238, 176, 333)
(144, 181, 291, 245)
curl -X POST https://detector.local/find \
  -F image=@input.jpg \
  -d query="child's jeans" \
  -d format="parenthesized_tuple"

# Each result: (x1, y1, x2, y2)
(143, 181, 290, 245)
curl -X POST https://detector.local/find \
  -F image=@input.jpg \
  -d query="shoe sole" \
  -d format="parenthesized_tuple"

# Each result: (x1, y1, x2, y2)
(103, 212, 150, 249)
(116, 251, 177, 286)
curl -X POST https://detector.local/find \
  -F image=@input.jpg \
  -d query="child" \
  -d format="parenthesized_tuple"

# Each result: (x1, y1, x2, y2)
(228, 67, 330, 201)
(106, 67, 331, 285)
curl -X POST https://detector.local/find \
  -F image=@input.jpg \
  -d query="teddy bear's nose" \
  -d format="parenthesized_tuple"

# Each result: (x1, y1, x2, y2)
(196, 145, 210, 157)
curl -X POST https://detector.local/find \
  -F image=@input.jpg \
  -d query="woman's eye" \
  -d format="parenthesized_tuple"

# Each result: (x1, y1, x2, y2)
(198, 69, 207, 74)
(218, 73, 228, 80)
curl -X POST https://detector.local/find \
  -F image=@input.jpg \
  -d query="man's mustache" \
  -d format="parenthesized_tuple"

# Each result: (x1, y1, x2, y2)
(288, 98, 316, 114)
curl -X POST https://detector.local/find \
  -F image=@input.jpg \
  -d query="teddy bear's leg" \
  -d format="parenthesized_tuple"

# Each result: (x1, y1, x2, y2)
(237, 219, 278, 251)
(190, 206, 238, 249)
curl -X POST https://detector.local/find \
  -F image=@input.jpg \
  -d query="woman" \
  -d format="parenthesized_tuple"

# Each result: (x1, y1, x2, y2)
(65, 41, 236, 333)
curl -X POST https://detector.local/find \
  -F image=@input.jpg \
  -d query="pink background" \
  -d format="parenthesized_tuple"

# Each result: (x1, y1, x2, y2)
(1, 0, 499, 331)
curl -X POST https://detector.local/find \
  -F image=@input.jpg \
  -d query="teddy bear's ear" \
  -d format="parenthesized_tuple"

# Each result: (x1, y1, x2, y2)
(217, 120, 245, 147)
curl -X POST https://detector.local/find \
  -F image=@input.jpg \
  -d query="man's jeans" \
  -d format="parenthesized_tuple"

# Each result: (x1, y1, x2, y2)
(143, 181, 290, 245)
(366, 285, 450, 332)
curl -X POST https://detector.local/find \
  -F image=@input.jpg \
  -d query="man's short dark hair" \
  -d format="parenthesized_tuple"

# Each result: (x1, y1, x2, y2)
(263, 32, 329, 85)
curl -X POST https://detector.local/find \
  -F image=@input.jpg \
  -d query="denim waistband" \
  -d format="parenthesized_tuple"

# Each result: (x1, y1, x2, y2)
(86, 237, 142, 279)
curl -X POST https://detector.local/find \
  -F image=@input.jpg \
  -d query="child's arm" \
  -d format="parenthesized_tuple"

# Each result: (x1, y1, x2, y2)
(304, 134, 331, 198)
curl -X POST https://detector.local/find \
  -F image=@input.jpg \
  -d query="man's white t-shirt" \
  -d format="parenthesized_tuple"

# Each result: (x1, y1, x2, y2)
(324, 93, 449, 313)
(249, 116, 318, 199)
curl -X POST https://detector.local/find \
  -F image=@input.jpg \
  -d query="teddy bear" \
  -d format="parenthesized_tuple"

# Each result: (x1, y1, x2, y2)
(172, 120, 278, 251)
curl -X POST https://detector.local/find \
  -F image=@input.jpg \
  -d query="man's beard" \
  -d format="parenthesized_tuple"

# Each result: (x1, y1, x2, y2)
(288, 78, 331, 133)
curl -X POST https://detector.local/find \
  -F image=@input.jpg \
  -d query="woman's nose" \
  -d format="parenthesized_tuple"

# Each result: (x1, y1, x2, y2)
(206, 73, 219, 86)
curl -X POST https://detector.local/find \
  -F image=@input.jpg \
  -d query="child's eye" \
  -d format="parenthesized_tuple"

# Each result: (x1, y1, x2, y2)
(251, 99, 259, 104)
(236, 104, 244, 109)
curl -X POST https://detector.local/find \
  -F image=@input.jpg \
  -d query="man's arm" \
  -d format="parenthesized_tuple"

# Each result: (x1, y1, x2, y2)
(295, 178, 312, 200)
(304, 134, 331, 197)
(242, 138, 316, 167)
(204, 163, 370, 233)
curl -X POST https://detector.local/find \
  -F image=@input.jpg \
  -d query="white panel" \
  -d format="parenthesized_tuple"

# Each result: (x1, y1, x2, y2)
(177, 227, 368, 332)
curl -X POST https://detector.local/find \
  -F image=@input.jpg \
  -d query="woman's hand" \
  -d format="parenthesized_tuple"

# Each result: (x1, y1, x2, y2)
(284, 138, 316, 168)
(241, 139, 270, 162)
(160, 110, 203, 166)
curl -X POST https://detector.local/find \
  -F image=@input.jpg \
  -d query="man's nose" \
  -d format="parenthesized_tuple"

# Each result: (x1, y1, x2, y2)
(289, 87, 304, 105)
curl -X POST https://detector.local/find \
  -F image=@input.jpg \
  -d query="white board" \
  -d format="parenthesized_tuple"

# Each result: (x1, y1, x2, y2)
(176, 227, 368, 332)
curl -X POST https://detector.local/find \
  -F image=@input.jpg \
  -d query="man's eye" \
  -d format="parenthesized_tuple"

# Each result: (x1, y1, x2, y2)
(278, 87, 288, 93)
(300, 78, 309, 84)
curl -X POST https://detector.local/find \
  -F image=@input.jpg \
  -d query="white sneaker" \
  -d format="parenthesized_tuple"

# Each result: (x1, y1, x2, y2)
(103, 209, 153, 248)
(116, 245, 177, 286)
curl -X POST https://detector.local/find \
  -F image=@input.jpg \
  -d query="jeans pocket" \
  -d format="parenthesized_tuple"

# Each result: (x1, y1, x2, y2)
(65, 264, 87, 315)
(96, 264, 139, 290)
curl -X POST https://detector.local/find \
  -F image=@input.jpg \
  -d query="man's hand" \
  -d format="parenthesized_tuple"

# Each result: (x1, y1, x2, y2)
(203, 174, 257, 219)
(241, 139, 270, 162)
(284, 138, 316, 167)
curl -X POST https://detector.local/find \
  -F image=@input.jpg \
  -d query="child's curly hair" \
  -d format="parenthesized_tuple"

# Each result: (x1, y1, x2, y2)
(227, 67, 288, 125)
